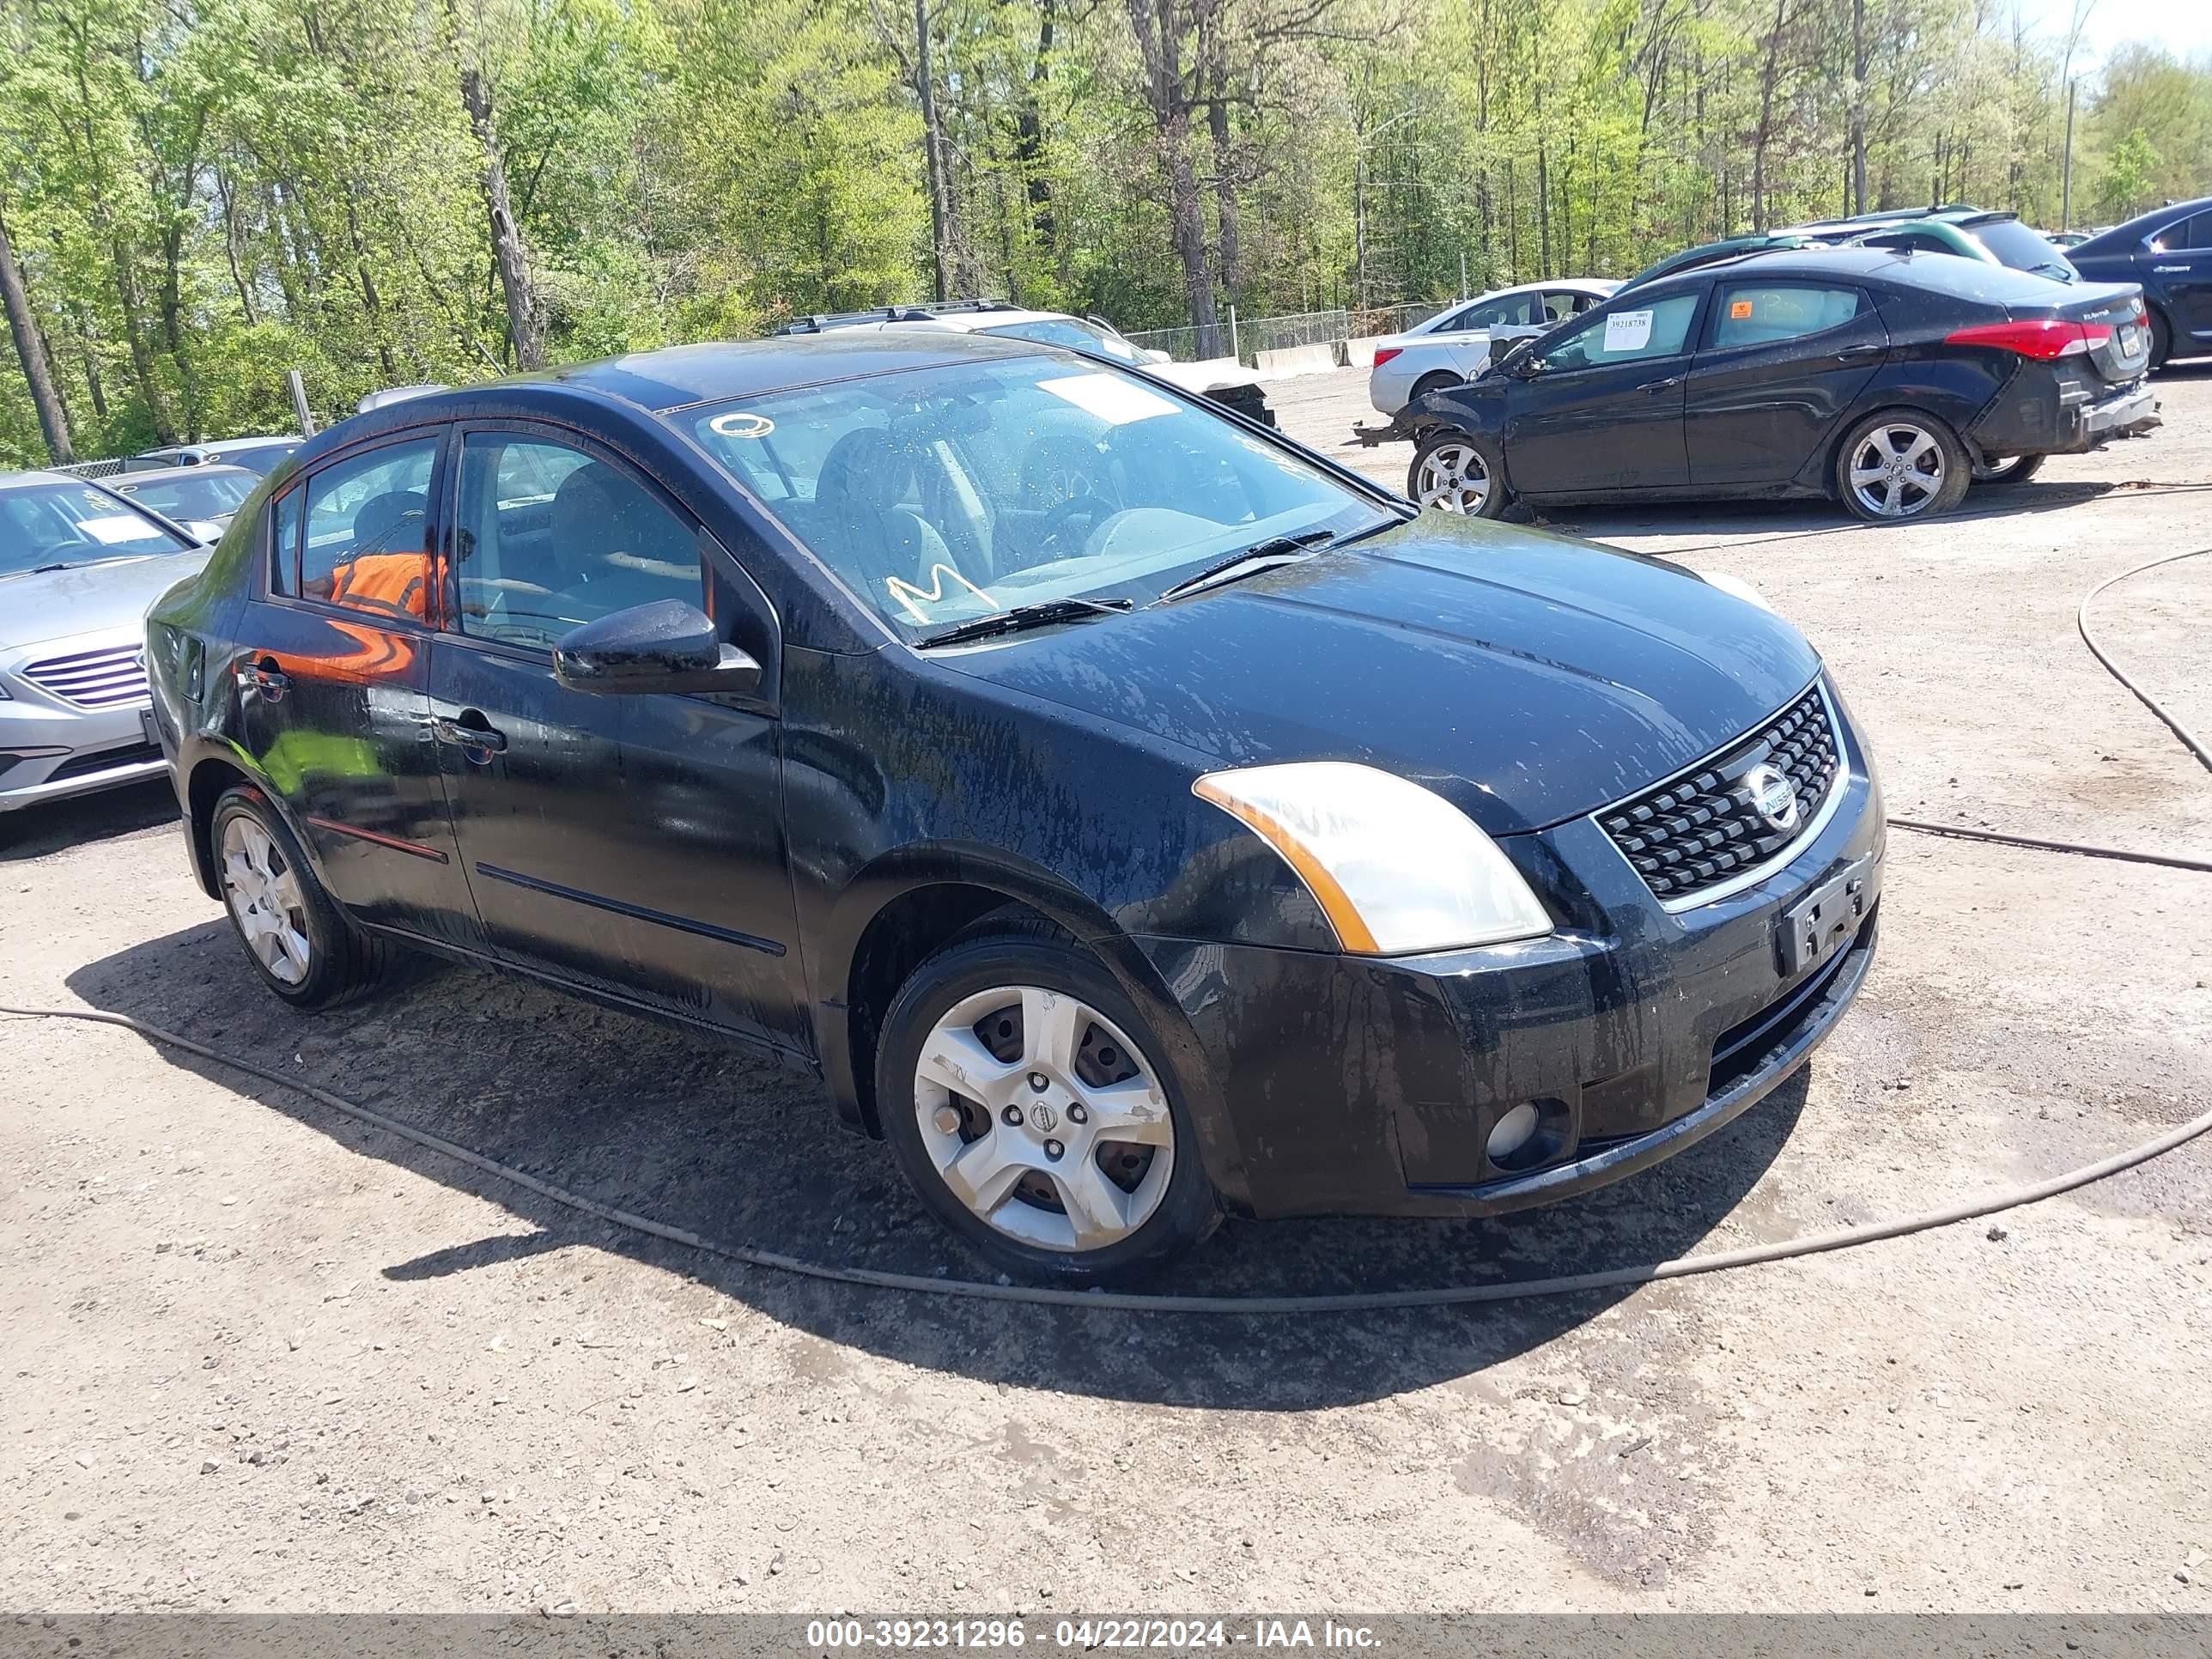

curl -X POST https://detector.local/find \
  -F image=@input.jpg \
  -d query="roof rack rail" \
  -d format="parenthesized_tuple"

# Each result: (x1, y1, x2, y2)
(774, 298, 1024, 336)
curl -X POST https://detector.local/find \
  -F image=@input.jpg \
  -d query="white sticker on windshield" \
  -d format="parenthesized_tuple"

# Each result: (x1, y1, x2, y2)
(1602, 310, 1654, 352)
(80, 514, 152, 544)
(1038, 373, 1178, 425)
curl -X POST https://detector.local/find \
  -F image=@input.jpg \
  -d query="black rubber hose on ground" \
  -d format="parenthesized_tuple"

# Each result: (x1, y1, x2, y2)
(1, 548, 2206, 1314)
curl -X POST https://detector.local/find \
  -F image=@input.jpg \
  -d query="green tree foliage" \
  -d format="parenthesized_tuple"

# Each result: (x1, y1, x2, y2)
(0, 0, 2205, 465)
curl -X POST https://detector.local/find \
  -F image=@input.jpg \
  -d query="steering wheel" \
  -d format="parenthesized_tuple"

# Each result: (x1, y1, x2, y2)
(1033, 492, 1111, 563)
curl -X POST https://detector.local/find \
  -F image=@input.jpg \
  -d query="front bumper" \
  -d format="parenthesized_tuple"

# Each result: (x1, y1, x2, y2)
(1136, 701, 1885, 1220)
(0, 672, 163, 813)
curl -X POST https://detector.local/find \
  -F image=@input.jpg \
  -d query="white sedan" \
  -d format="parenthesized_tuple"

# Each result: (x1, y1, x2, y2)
(1368, 280, 1618, 416)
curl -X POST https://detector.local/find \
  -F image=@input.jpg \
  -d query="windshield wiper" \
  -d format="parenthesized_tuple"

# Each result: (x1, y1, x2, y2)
(29, 561, 84, 574)
(915, 595, 1133, 649)
(1156, 529, 1340, 604)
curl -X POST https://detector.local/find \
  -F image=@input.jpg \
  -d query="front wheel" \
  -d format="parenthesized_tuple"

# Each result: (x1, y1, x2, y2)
(1971, 453, 2045, 488)
(877, 924, 1218, 1284)
(1409, 430, 1507, 518)
(1834, 411, 1971, 524)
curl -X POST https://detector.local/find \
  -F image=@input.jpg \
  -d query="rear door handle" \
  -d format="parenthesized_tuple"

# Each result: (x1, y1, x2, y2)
(1834, 343, 1885, 361)
(238, 659, 289, 699)
(1642, 374, 1686, 394)
(433, 713, 507, 757)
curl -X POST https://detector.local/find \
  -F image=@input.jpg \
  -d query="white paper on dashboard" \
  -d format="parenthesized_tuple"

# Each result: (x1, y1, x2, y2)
(79, 514, 151, 545)
(1038, 374, 1179, 425)
(1602, 310, 1654, 352)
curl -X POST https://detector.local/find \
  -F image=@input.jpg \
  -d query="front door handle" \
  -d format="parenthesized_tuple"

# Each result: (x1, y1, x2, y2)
(1642, 374, 1686, 394)
(433, 712, 507, 758)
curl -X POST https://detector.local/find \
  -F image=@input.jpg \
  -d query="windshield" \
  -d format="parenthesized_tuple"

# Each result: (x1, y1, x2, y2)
(978, 318, 1145, 363)
(118, 471, 256, 523)
(1971, 217, 2078, 279)
(0, 482, 194, 578)
(689, 353, 1390, 638)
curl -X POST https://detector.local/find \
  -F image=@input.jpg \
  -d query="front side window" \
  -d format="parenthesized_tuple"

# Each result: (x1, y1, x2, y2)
(1711, 284, 1866, 349)
(1537, 292, 1701, 371)
(0, 483, 194, 577)
(449, 434, 702, 650)
(298, 437, 439, 622)
(688, 353, 1390, 638)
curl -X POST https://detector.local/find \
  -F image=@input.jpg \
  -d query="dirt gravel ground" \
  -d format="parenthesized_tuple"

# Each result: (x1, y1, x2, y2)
(3, 368, 2209, 1616)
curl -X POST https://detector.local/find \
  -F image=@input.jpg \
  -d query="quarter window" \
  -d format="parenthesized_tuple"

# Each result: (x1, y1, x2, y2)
(1711, 284, 1866, 348)
(1538, 292, 1701, 370)
(298, 437, 439, 621)
(450, 434, 702, 650)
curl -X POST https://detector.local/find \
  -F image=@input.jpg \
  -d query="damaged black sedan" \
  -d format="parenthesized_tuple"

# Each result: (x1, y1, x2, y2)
(147, 331, 1881, 1282)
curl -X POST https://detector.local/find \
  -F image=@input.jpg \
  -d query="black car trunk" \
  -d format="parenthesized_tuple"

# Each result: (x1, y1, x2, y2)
(2040, 283, 2151, 385)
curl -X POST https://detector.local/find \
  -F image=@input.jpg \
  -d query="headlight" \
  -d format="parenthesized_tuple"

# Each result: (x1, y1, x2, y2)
(1193, 761, 1553, 955)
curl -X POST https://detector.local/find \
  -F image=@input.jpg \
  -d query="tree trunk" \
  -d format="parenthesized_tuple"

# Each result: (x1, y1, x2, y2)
(913, 0, 953, 301)
(1850, 0, 1868, 214)
(1201, 15, 1240, 301)
(1013, 0, 1056, 252)
(1126, 0, 1219, 354)
(0, 210, 72, 463)
(450, 5, 543, 369)
(1749, 0, 1790, 231)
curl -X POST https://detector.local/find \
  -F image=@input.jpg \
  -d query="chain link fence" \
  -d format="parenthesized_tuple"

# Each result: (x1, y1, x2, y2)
(1124, 300, 1458, 366)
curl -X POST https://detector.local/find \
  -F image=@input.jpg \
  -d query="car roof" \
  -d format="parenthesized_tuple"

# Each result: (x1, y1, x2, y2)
(112, 463, 260, 485)
(1629, 245, 1911, 292)
(2072, 195, 2212, 253)
(0, 469, 85, 494)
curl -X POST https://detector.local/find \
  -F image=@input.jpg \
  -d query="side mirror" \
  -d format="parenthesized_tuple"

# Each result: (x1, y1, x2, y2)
(1144, 347, 1172, 365)
(183, 520, 228, 544)
(553, 599, 762, 696)
(1492, 340, 1539, 379)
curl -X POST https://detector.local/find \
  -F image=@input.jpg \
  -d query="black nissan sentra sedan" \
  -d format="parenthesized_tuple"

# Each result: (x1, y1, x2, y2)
(146, 332, 1882, 1282)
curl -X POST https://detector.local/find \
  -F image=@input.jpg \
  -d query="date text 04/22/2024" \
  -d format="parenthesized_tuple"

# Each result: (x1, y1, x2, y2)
(801, 1619, 1382, 1650)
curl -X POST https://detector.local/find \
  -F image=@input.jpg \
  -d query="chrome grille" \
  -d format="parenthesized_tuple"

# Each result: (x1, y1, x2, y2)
(1600, 685, 1842, 904)
(21, 643, 150, 708)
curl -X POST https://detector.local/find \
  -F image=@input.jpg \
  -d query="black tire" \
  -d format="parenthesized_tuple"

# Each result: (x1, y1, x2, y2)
(209, 785, 387, 1010)
(1409, 369, 1464, 402)
(2148, 309, 2172, 372)
(876, 919, 1218, 1285)
(1971, 453, 2046, 488)
(1407, 429, 1509, 519)
(1832, 410, 1972, 525)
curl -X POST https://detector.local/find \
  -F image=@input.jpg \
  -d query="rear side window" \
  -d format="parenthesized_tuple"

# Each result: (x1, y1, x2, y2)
(1540, 291, 1700, 370)
(2153, 210, 2212, 252)
(1456, 292, 1541, 330)
(450, 433, 702, 651)
(1712, 285, 1866, 348)
(298, 437, 439, 622)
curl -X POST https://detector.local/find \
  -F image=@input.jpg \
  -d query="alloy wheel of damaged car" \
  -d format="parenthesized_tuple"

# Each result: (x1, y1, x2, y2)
(1835, 412, 1970, 523)
(1409, 433, 1505, 518)
(210, 785, 388, 1009)
(1970, 453, 2045, 487)
(878, 927, 1216, 1282)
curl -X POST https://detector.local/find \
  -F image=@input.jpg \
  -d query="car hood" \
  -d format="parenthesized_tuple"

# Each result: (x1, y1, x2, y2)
(0, 551, 211, 652)
(939, 514, 1823, 837)
(1149, 360, 1264, 393)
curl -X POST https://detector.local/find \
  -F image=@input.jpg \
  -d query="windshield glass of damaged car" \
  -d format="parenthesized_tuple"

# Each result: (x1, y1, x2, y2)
(688, 356, 1389, 635)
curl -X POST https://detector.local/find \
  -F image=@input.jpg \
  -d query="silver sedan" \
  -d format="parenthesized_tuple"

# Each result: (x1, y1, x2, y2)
(1, 471, 211, 815)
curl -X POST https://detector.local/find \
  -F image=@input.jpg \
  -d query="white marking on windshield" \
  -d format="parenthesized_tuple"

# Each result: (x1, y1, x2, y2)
(1037, 373, 1178, 425)
(886, 562, 998, 623)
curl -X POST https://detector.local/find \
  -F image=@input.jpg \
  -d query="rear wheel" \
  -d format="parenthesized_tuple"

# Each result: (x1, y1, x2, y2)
(1409, 370, 1463, 402)
(2148, 310, 2172, 372)
(210, 786, 387, 1009)
(1834, 411, 1971, 524)
(1409, 430, 1507, 518)
(877, 924, 1217, 1284)
(1971, 453, 2045, 487)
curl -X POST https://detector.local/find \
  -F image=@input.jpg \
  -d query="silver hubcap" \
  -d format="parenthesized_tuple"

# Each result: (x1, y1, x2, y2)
(913, 986, 1174, 1254)
(1414, 442, 1491, 514)
(1849, 423, 1946, 518)
(220, 816, 312, 986)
